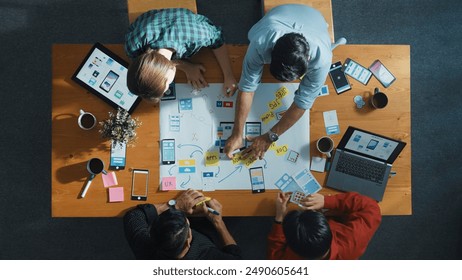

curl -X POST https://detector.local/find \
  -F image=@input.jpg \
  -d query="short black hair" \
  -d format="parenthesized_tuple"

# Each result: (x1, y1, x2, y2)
(150, 208, 189, 259)
(270, 33, 310, 82)
(283, 210, 332, 259)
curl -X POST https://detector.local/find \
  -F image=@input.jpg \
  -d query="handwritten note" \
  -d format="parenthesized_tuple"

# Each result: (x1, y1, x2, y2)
(205, 151, 220, 166)
(261, 110, 275, 124)
(268, 98, 283, 111)
(274, 144, 289, 156)
(161, 177, 176, 191)
(275, 86, 289, 100)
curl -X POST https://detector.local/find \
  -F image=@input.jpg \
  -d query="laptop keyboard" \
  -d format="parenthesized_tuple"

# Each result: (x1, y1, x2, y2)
(335, 152, 387, 183)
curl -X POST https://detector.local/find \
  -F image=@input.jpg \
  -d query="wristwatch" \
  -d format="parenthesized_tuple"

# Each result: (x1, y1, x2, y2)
(267, 130, 279, 142)
(168, 199, 176, 208)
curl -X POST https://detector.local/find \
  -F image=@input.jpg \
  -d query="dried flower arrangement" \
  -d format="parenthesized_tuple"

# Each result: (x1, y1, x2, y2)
(99, 107, 142, 147)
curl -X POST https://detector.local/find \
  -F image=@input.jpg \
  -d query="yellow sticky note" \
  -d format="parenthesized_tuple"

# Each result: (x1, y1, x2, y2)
(205, 151, 220, 166)
(243, 156, 257, 168)
(179, 159, 195, 166)
(261, 110, 275, 124)
(232, 153, 243, 165)
(268, 98, 283, 111)
(269, 142, 277, 151)
(275, 144, 289, 156)
(275, 86, 289, 100)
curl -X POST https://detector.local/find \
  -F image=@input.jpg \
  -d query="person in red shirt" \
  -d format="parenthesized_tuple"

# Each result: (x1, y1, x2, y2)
(267, 191, 382, 260)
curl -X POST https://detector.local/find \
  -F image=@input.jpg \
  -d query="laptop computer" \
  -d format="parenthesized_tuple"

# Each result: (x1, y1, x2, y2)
(326, 126, 406, 201)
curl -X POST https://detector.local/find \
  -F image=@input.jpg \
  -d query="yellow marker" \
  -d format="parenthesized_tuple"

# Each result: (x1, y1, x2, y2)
(205, 151, 220, 166)
(275, 144, 289, 156)
(195, 197, 211, 207)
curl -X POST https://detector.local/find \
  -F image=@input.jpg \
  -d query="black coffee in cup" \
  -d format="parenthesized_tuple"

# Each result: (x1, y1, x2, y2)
(80, 113, 96, 129)
(371, 88, 388, 109)
(87, 158, 104, 174)
(318, 137, 333, 152)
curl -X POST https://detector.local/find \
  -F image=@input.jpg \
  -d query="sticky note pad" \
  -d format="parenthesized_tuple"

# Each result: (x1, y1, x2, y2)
(310, 156, 326, 173)
(161, 177, 176, 191)
(102, 172, 118, 188)
(274, 144, 289, 156)
(108, 187, 124, 202)
(268, 98, 283, 111)
(275, 86, 289, 100)
(261, 110, 275, 124)
(205, 151, 220, 166)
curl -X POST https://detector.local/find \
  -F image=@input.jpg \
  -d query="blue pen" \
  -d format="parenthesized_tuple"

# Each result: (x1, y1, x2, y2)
(207, 207, 220, 215)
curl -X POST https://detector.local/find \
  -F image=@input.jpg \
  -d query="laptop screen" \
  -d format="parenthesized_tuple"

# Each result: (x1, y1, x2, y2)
(72, 43, 141, 114)
(339, 127, 406, 164)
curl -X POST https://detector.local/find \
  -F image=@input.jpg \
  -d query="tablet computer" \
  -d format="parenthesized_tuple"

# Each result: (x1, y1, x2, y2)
(72, 43, 141, 114)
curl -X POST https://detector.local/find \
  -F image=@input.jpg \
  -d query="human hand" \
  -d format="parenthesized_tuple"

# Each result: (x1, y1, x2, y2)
(241, 134, 271, 160)
(299, 193, 325, 211)
(275, 192, 291, 222)
(203, 199, 223, 225)
(175, 189, 206, 215)
(223, 75, 237, 97)
(182, 62, 209, 89)
(224, 133, 244, 159)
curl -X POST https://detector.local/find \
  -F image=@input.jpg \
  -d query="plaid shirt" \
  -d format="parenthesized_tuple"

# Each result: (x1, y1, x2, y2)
(125, 8, 224, 59)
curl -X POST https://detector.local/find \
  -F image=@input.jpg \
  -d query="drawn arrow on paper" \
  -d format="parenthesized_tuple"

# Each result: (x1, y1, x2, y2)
(218, 165, 243, 183)
(180, 175, 191, 188)
(215, 166, 221, 177)
(177, 144, 203, 152)
(189, 149, 204, 158)
(168, 165, 177, 176)
(262, 158, 268, 169)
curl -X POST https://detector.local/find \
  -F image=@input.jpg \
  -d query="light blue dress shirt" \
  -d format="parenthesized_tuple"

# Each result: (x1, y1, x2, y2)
(238, 4, 332, 110)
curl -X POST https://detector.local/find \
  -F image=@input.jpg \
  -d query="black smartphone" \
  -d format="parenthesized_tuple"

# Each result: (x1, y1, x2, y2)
(329, 61, 351, 94)
(161, 139, 175, 165)
(249, 167, 265, 193)
(161, 82, 176, 101)
(131, 169, 149, 201)
(369, 60, 396, 88)
(109, 141, 126, 170)
(245, 122, 261, 148)
(99, 70, 119, 92)
(343, 58, 372, 85)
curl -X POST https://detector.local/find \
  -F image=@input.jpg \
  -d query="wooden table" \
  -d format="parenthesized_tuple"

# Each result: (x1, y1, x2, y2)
(51, 44, 411, 217)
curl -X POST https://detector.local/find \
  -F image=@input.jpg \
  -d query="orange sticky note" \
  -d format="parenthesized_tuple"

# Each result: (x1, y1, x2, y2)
(108, 187, 124, 202)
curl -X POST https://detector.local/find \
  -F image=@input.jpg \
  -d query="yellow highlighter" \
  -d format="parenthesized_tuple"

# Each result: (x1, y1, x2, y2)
(195, 197, 211, 207)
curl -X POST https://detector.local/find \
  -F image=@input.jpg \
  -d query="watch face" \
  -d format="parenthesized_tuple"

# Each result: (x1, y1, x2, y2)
(168, 199, 176, 207)
(269, 132, 279, 142)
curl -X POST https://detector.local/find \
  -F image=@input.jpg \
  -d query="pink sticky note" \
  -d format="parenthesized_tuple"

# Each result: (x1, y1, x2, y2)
(162, 177, 176, 191)
(102, 172, 118, 188)
(108, 187, 124, 202)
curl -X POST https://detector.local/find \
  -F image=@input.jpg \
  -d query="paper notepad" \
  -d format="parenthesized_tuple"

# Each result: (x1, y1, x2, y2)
(102, 172, 118, 188)
(108, 187, 124, 202)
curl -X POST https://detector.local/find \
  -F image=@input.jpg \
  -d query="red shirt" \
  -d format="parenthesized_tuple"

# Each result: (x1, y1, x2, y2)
(267, 192, 382, 260)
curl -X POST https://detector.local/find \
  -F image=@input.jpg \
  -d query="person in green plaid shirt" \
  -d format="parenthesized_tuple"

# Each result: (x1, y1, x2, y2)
(125, 8, 237, 102)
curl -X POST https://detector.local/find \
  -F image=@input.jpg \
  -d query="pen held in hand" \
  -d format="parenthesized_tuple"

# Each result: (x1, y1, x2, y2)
(207, 206, 220, 215)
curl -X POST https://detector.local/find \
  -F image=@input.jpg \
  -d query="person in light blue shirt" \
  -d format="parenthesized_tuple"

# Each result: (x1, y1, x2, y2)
(224, 4, 332, 160)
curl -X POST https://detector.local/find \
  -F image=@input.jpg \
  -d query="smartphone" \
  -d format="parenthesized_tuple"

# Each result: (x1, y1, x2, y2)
(161, 139, 175, 165)
(109, 141, 126, 170)
(249, 167, 265, 193)
(343, 58, 372, 85)
(369, 60, 396, 88)
(99, 70, 119, 92)
(329, 61, 351, 94)
(245, 122, 261, 147)
(131, 169, 149, 201)
(161, 82, 176, 101)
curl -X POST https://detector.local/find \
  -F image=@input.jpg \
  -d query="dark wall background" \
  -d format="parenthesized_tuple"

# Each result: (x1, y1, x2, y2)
(0, 0, 460, 259)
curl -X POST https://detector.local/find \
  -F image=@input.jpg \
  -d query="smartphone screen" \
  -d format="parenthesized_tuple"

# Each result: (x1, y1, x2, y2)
(99, 70, 119, 92)
(343, 58, 372, 85)
(131, 169, 149, 201)
(245, 122, 261, 147)
(249, 167, 265, 193)
(369, 60, 396, 88)
(329, 61, 351, 94)
(161, 139, 175, 165)
(109, 141, 126, 170)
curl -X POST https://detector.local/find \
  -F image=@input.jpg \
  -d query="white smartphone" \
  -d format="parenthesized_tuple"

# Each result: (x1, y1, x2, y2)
(131, 169, 149, 201)
(109, 141, 126, 170)
(369, 60, 396, 88)
(343, 58, 372, 85)
(161, 139, 175, 165)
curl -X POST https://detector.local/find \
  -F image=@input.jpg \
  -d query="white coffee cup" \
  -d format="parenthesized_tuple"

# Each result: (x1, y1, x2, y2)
(78, 109, 96, 130)
(316, 136, 334, 158)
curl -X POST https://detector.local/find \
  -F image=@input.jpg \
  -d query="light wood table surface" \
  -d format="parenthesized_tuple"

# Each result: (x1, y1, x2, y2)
(51, 44, 411, 217)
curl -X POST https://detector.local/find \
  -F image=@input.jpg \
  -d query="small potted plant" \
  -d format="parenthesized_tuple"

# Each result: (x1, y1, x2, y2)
(99, 107, 142, 147)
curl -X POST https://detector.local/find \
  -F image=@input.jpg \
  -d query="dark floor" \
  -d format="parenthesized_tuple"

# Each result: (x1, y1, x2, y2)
(0, 0, 461, 259)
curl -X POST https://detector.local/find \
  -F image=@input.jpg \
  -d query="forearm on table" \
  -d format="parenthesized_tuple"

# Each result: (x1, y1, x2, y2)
(270, 103, 306, 135)
(232, 91, 254, 135)
(212, 45, 234, 78)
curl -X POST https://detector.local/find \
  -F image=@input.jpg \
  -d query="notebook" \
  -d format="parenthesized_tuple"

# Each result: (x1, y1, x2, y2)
(326, 126, 406, 201)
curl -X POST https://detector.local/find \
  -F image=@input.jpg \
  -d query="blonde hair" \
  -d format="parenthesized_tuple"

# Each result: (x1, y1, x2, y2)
(127, 49, 175, 103)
